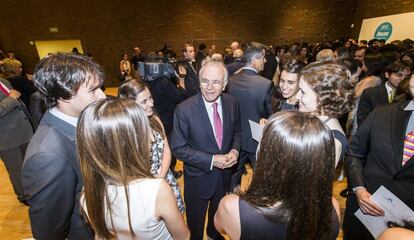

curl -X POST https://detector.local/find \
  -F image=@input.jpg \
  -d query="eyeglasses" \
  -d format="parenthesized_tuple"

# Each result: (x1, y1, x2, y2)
(200, 79, 223, 87)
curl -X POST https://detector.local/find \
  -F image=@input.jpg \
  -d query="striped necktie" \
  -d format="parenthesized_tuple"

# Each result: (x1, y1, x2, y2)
(402, 129, 414, 166)
(0, 81, 11, 96)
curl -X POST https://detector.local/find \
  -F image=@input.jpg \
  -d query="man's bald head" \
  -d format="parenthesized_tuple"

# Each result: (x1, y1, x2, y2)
(231, 42, 240, 52)
(233, 49, 243, 58)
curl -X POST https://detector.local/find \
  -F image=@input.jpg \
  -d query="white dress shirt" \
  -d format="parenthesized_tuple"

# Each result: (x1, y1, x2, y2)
(49, 108, 78, 127)
(202, 96, 223, 170)
(385, 81, 396, 100)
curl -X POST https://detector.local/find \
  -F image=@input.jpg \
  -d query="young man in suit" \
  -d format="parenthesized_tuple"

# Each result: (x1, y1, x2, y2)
(0, 77, 33, 204)
(357, 61, 410, 125)
(171, 60, 241, 240)
(181, 43, 200, 97)
(227, 43, 273, 188)
(21, 53, 106, 240)
(195, 43, 207, 73)
(343, 72, 414, 240)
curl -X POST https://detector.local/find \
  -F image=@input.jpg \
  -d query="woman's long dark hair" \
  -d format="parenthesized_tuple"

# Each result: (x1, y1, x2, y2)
(118, 79, 165, 138)
(239, 111, 336, 240)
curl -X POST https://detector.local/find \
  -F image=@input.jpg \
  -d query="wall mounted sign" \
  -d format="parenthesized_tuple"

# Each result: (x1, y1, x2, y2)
(374, 22, 393, 41)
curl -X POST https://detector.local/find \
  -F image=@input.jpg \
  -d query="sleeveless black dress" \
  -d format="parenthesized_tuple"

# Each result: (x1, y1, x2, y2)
(239, 198, 339, 240)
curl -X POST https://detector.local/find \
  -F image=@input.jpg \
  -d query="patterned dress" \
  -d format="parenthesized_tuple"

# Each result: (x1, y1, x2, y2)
(150, 131, 185, 213)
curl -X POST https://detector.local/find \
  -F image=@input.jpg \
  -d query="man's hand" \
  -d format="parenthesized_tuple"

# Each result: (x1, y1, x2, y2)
(9, 90, 21, 99)
(259, 118, 268, 126)
(177, 65, 186, 89)
(223, 149, 238, 168)
(355, 188, 385, 216)
(213, 155, 228, 169)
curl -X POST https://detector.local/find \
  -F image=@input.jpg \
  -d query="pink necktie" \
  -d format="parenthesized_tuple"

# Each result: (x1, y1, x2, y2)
(213, 102, 223, 149)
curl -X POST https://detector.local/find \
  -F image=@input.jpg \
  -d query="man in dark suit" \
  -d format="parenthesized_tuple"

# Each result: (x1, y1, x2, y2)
(357, 61, 410, 125)
(130, 46, 145, 71)
(343, 72, 414, 240)
(226, 49, 244, 77)
(21, 53, 106, 240)
(181, 43, 200, 97)
(195, 43, 207, 72)
(171, 61, 241, 240)
(0, 77, 33, 204)
(227, 43, 273, 188)
(261, 47, 278, 80)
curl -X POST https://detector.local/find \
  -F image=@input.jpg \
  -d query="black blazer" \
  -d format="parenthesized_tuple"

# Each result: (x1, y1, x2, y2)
(227, 69, 273, 153)
(184, 62, 200, 97)
(226, 60, 245, 77)
(261, 52, 277, 80)
(195, 51, 206, 73)
(346, 101, 414, 208)
(357, 83, 388, 126)
(8, 75, 37, 108)
(148, 77, 187, 135)
(171, 93, 241, 198)
(22, 111, 93, 240)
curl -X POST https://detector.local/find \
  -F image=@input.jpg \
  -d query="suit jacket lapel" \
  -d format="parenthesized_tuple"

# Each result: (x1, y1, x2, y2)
(197, 94, 218, 149)
(221, 95, 229, 150)
(392, 102, 411, 172)
(378, 84, 389, 104)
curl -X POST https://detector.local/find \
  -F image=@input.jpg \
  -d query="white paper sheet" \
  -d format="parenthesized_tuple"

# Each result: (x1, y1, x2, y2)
(355, 186, 414, 238)
(249, 120, 263, 142)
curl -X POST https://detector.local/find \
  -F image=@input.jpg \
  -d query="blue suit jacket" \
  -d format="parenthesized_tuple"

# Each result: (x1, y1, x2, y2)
(171, 93, 241, 198)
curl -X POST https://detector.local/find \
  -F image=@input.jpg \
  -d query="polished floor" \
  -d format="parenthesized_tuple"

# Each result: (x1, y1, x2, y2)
(0, 159, 347, 240)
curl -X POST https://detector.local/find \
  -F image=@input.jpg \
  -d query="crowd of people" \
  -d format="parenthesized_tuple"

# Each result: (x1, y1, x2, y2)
(1, 37, 414, 240)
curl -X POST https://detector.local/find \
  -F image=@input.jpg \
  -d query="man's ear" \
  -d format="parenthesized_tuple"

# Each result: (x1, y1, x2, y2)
(222, 82, 228, 91)
(385, 72, 390, 79)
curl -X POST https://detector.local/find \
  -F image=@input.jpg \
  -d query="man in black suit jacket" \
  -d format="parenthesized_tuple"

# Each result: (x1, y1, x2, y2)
(227, 44, 273, 188)
(0, 77, 33, 204)
(357, 61, 410, 125)
(181, 44, 200, 97)
(171, 61, 241, 240)
(226, 49, 245, 77)
(343, 74, 414, 240)
(261, 48, 278, 80)
(22, 53, 106, 240)
(195, 43, 207, 73)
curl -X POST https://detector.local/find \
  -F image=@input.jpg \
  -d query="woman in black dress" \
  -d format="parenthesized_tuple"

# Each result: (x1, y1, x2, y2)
(215, 111, 340, 240)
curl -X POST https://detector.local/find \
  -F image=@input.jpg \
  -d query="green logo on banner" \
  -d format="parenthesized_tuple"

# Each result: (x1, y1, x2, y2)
(374, 22, 393, 41)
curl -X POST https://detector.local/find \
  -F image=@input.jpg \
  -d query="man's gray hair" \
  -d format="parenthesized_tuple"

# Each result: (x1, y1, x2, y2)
(199, 59, 229, 85)
(244, 43, 265, 64)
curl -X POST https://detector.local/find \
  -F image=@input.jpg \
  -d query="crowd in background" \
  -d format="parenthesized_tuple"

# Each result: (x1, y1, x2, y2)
(1, 36, 414, 240)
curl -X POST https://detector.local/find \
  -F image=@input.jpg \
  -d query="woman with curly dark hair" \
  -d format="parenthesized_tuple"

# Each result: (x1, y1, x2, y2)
(298, 62, 355, 166)
(214, 111, 340, 240)
(272, 59, 306, 112)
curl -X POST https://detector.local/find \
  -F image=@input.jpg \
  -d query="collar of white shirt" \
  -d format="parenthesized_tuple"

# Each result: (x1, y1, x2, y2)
(202, 96, 222, 110)
(49, 108, 78, 127)
(385, 81, 395, 95)
(239, 66, 258, 73)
